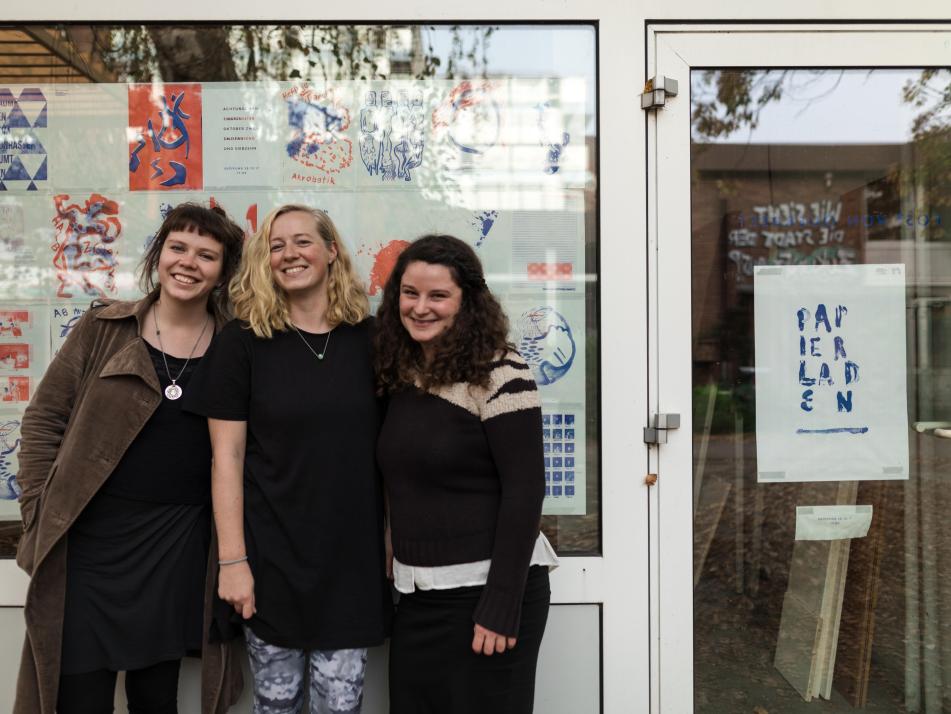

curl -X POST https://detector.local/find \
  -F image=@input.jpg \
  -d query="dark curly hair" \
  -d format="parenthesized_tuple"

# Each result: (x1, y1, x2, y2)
(139, 202, 245, 316)
(375, 234, 512, 393)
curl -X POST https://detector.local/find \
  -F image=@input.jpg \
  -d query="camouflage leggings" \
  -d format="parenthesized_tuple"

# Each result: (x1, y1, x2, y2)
(244, 626, 368, 714)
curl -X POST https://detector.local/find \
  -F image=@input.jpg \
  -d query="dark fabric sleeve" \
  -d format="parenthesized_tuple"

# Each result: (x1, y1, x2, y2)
(181, 320, 252, 421)
(473, 404, 545, 637)
(16, 303, 101, 573)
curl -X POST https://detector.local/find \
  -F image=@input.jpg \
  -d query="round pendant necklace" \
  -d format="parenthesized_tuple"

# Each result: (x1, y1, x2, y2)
(152, 305, 211, 400)
(291, 323, 333, 361)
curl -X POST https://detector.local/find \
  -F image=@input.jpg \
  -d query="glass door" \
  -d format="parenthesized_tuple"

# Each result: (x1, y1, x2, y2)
(650, 25, 951, 713)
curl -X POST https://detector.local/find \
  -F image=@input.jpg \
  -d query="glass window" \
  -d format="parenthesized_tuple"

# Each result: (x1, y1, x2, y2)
(692, 68, 951, 711)
(0, 24, 599, 556)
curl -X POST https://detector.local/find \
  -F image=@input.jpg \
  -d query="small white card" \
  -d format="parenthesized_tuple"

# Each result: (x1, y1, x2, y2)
(794, 505, 873, 541)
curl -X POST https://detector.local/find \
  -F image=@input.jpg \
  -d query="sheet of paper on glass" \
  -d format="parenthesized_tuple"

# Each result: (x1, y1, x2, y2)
(754, 264, 908, 483)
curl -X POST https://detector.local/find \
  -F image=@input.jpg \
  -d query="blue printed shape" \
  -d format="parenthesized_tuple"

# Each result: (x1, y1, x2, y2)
(5, 103, 30, 128)
(0, 418, 22, 500)
(515, 306, 576, 386)
(3, 157, 31, 181)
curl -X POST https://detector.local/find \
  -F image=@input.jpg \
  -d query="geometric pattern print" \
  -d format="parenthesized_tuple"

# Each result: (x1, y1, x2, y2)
(425, 352, 541, 421)
(0, 87, 48, 192)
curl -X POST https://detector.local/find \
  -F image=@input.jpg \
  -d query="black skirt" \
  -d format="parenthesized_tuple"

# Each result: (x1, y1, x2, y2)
(389, 566, 550, 714)
(61, 493, 210, 675)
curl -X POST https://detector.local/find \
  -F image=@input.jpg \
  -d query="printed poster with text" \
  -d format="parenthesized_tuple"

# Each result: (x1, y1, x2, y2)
(754, 264, 908, 483)
(0, 86, 48, 192)
(203, 84, 283, 188)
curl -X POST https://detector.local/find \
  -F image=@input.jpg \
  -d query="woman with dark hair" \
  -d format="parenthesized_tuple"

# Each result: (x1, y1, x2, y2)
(14, 203, 246, 714)
(376, 234, 557, 714)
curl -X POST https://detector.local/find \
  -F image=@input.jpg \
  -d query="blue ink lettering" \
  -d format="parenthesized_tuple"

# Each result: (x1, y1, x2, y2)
(818, 362, 833, 386)
(797, 308, 810, 332)
(800, 336, 806, 356)
(834, 336, 847, 360)
(810, 337, 822, 357)
(799, 361, 815, 387)
(801, 389, 814, 412)
(845, 361, 860, 384)
(835, 305, 848, 327)
(836, 390, 853, 412)
(815, 303, 832, 333)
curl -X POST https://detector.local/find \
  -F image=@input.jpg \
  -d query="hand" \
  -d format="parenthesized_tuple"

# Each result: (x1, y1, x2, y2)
(472, 623, 516, 656)
(218, 560, 256, 619)
(384, 526, 394, 580)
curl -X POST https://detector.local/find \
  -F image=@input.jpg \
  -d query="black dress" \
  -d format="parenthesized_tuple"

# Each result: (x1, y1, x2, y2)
(183, 318, 391, 651)
(61, 342, 211, 675)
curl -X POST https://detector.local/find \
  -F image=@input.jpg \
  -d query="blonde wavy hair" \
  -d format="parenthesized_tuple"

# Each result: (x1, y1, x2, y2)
(230, 204, 369, 338)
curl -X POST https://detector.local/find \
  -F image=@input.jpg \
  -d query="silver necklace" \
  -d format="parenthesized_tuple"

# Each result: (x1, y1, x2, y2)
(291, 323, 333, 361)
(152, 305, 211, 400)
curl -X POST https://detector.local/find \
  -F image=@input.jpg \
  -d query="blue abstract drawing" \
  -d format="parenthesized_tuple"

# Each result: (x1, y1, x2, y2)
(144, 202, 175, 249)
(0, 418, 22, 500)
(536, 102, 570, 175)
(515, 307, 576, 386)
(128, 84, 203, 191)
(52, 304, 88, 357)
(432, 81, 500, 158)
(130, 92, 192, 172)
(359, 90, 425, 182)
(471, 210, 499, 248)
(284, 86, 352, 182)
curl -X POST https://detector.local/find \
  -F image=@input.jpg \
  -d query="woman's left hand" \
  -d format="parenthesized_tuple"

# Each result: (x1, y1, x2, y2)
(472, 623, 516, 655)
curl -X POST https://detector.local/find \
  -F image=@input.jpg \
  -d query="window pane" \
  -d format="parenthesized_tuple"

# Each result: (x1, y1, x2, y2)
(692, 68, 951, 711)
(0, 24, 599, 556)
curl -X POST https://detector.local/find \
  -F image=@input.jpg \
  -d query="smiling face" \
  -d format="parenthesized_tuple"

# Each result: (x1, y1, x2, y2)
(268, 210, 338, 299)
(399, 260, 464, 357)
(157, 230, 224, 306)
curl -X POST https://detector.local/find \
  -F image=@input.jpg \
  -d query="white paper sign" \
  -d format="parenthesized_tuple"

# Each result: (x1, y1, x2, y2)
(795, 505, 873, 541)
(754, 265, 909, 482)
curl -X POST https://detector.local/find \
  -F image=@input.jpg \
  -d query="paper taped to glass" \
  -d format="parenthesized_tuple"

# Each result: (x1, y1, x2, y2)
(794, 505, 873, 541)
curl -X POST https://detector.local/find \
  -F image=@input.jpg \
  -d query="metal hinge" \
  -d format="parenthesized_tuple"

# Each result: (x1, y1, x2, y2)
(641, 76, 679, 110)
(643, 413, 681, 444)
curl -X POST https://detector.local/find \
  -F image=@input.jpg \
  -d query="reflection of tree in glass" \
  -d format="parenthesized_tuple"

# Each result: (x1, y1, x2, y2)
(88, 25, 495, 83)
(693, 68, 951, 227)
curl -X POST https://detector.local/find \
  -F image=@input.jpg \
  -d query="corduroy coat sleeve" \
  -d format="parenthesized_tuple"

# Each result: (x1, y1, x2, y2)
(15, 305, 99, 576)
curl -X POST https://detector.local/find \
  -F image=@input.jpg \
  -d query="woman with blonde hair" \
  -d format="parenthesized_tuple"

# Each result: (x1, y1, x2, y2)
(184, 204, 390, 713)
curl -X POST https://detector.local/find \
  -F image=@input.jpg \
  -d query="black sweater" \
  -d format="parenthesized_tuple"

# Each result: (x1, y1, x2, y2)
(377, 352, 544, 637)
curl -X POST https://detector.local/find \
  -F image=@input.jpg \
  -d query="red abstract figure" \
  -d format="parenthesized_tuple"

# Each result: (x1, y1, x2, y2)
(51, 193, 121, 299)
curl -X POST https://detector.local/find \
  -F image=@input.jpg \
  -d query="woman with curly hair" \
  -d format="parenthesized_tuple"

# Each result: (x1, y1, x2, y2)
(376, 234, 557, 714)
(184, 205, 390, 713)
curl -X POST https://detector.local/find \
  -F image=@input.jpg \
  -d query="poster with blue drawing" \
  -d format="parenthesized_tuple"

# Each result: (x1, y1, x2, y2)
(503, 293, 586, 514)
(280, 83, 357, 189)
(50, 303, 87, 358)
(425, 78, 586, 194)
(0, 408, 24, 517)
(0, 87, 48, 192)
(754, 264, 908, 483)
(355, 82, 430, 187)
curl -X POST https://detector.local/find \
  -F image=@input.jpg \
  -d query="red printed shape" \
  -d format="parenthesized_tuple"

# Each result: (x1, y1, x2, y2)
(368, 240, 411, 296)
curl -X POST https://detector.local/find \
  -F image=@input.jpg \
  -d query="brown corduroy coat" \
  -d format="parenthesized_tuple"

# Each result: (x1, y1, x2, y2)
(13, 294, 243, 714)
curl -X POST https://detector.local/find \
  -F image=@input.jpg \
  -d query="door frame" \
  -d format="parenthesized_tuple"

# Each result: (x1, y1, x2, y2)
(646, 22, 951, 713)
